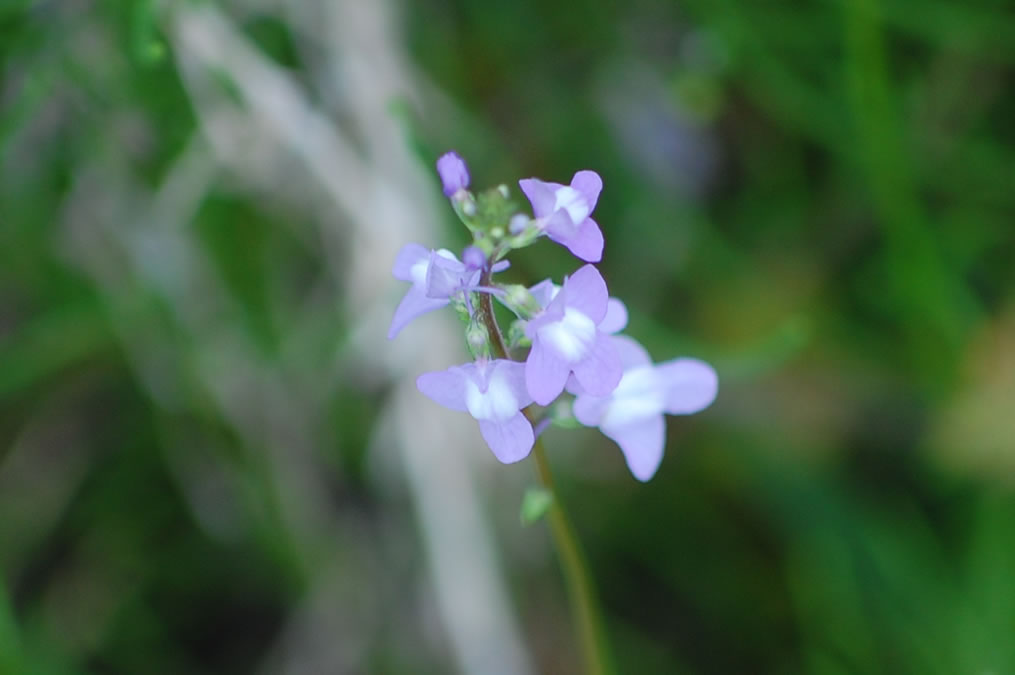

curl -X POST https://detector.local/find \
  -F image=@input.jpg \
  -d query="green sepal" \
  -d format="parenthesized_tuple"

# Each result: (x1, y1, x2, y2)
(451, 296, 472, 324)
(505, 222, 541, 250)
(451, 194, 483, 234)
(471, 235, 496, 258)
(506, 319, 531, 350)
(465, 319, 491, 359)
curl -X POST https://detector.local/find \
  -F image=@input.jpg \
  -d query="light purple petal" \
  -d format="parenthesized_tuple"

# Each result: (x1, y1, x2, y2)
(528, 279, 558, 309)
(479, 413, 534, 464)
(564, 374, 584, 396)
(493, 359, 534, 409)
(570, 170, 603, 213)
(573, 391, 609, 426)
(525, 339, 571, 405)
(563, 264, 609, 324)
(416, 366, 470, 412)
(426, 252, 473, 298)
(657, 358, 719, 414)
(525, 282, 568, 337)
(518, 177, 562, 218)
(392, 243, 430, 281)
(602, 415, 666, 482)
(543, 208, 579, 239)
(556, 218, 604, 263)
(600, 298, 629, 334)
(437, 151, 470, 196)
(610, 334, 652, 369)
(388, 286, 449, 339)
(571, 332, 622, 396)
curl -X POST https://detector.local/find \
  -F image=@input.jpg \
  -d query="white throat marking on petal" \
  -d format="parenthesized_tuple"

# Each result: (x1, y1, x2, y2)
(600, 365, 666, 429)
(414, 249, 460, 290)
(465, 368, 518, 422)
(553, 186, 590, 224)
(538, 307, 596, 363)
(410, 259, 430, 287)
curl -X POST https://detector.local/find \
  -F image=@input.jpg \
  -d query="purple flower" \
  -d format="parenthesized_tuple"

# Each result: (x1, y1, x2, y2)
(519, 170, 604, 262)
(528, 278, 628, 333)
(437, 151, 470, 197)
(417, 359, 535, 463)
(389, 243, 479, 339)
(573, 335, 717, 481)
(524, 265, 623, 405)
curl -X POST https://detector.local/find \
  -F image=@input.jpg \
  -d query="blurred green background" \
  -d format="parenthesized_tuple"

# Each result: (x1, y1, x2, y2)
(2, 0, 1014, 673)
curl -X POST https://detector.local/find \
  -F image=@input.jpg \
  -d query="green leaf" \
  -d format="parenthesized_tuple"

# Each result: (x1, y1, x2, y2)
(0, 582, 20, 673)
(520, 487, 553, 525)
(131, 0, 166, 66)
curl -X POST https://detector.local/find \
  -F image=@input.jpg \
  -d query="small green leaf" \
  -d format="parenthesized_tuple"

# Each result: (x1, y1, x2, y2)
(130, 0, 167, 66)
(520, 487, 553, 525)
(139, 40, 166, 66)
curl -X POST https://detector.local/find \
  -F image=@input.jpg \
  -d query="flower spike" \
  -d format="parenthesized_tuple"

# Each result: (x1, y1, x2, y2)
(391, 150, 717, 482)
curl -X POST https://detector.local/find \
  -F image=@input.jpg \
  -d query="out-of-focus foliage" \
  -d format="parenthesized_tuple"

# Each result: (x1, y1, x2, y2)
(2, 0, 1014, 673)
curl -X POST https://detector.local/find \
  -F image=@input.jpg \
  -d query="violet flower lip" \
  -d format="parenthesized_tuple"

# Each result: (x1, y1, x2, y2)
(519, 170, 605, 262)
(417, 359, 535, 463)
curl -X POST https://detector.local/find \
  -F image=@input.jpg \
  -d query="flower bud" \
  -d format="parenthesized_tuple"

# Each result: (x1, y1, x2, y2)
(462, 245, 486, 270)
(506, 319, 531, 350)
(501, 284, 542, 319)
(460, 195, 477, 217)
(437, 151, 470, 196)
(465, 320, 490, 358)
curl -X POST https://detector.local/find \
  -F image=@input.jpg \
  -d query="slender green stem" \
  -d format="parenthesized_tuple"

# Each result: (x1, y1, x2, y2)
(477, 277, 613, 675)
(527, 430, 613, 675)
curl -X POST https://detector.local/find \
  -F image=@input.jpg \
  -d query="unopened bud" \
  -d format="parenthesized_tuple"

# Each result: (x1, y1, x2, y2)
(466, 320, 490, 358)
(497, 184, 510, 199)
(509, 213, 529, 234)
(462, 245, 486, 270)
(437, 151, 470, 196)
(502, 284, 542, 318)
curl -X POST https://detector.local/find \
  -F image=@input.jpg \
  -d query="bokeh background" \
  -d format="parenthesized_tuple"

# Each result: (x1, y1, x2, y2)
(2, 0, 1014, 673)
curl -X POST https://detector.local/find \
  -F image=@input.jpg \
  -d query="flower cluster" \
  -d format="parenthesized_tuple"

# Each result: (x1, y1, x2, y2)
(390, 152, 717, 481)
